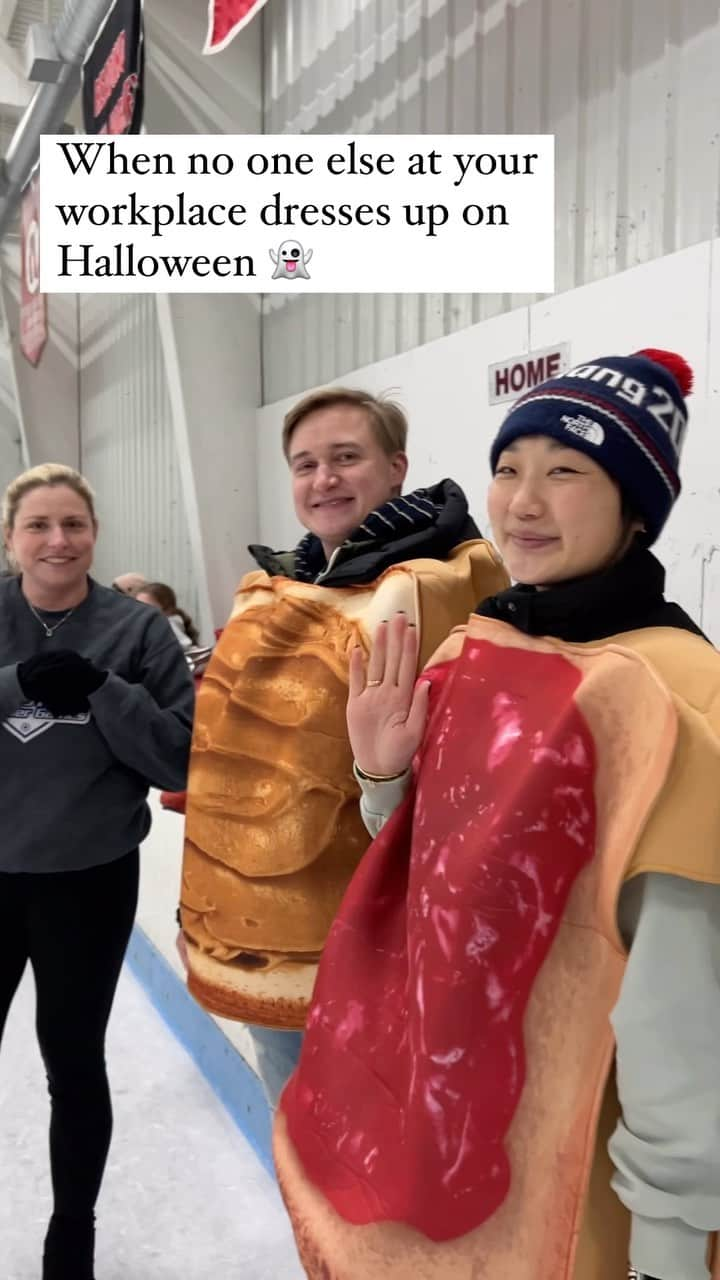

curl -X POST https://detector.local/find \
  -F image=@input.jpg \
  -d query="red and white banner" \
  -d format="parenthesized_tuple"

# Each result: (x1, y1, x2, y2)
(20, 173, 47, 367)
(204, 0, 270, 55)
(82, 0, 144, 135)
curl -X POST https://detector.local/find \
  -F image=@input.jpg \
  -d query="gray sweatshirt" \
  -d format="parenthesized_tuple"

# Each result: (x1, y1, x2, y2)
(0, 576, 194, 873)
(357, 769, 720, 1280)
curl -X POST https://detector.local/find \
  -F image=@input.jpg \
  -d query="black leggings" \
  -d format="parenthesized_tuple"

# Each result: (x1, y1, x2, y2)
(0, 850, 139, 1220)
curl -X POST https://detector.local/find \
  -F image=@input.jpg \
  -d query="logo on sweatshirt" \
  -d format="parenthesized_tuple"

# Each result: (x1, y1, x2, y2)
(3, 701, 91, 744)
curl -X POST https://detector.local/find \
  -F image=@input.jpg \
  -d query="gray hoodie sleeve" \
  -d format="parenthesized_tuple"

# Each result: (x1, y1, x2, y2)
(0, 663, 25, 720)
(354, 764, 412, 837)
(88, 624, 194, 792)
(610, 873, 720, 1280)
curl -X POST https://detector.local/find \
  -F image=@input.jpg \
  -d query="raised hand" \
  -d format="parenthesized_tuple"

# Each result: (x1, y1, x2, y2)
(347, 612, 431, 779)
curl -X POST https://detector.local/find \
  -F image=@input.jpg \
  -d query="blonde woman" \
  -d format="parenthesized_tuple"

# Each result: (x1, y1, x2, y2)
(0, 464, 194, 1280)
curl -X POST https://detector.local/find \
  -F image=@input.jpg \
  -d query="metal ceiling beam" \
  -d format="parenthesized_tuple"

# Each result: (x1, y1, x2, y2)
(0, 0, 114, 238)
(0, 33, 33, 111)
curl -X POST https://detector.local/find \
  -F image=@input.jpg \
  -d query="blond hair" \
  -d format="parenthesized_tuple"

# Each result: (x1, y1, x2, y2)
(2, 463, 97, 532)
(282, 387, 408, 460)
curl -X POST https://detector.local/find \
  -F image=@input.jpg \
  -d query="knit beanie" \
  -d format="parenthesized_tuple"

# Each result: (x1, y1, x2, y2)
(489, 348, 693, 543)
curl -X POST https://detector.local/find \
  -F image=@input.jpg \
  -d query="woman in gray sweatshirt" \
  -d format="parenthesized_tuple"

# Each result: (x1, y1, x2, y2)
(0, 463, 194, 1280)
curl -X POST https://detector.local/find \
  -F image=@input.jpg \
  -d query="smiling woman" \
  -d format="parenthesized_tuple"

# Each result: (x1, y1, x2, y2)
(276, 350, 720, 1280)
(487, 436, 643, 585)
(5, 470, 98, 611)
(0, 463, 194, 1280)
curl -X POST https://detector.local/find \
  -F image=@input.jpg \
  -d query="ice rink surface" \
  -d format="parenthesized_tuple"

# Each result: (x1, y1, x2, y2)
(0, 965, 305, 1279)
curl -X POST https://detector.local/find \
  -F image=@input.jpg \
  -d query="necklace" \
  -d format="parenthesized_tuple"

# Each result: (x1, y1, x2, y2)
(25, 598, 76, 638)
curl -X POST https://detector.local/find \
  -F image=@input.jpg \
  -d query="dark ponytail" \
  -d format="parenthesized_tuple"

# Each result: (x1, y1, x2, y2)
(175, 606, 200, 646)
(139, 581, 200, 645)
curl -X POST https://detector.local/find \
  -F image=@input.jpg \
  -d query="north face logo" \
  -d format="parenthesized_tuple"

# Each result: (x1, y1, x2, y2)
(560, 413, 605, 446)
(3, 701, 91, 744)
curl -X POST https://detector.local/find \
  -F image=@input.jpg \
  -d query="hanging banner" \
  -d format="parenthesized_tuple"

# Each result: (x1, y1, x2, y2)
(204, 0, 271, 55)
(82, 0, 144, 135)
(20, 173, 47, 367)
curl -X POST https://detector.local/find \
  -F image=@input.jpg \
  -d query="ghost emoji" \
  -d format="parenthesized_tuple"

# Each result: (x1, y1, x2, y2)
(270, 239, 312, 280)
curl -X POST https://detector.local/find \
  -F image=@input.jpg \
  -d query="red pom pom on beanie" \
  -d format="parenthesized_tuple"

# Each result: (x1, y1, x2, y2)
(635, 348, 694, 397)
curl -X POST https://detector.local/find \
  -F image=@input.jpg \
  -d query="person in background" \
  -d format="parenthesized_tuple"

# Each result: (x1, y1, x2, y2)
(275, 350, 720, 1280)
(180, 386, 508, 1109)
(0, 464, 194, 1280)
(111, 571, 147, 595)
(136, 581, 200, 651)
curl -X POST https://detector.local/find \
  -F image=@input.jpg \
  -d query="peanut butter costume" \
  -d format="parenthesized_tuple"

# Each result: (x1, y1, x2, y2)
(274, 548, 720, 1280)
(181, 479, 508, 1029)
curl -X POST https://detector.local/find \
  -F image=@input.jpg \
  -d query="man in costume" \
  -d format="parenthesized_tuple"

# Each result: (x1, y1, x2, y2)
(180, 386, 508, 1103)
(274, 352, 720, 1280)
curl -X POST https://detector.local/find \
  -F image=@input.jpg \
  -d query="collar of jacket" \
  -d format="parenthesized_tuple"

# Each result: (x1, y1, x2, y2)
(477, 544, 704, 643)
(249, 478, 481, 587)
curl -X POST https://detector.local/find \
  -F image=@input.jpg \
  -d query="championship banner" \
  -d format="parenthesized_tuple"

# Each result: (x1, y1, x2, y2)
(204, 0, 271, 55)
(82, 0, 144, 135)
(20, 173, 47, 367)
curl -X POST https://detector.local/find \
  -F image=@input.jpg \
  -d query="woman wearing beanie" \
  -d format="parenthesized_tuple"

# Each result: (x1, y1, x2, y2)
(0, 464, 194, 1279)
(273, 350, 720, 1280)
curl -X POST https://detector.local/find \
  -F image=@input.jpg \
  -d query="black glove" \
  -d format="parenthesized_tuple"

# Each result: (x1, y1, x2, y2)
(17, 649, 108, 715)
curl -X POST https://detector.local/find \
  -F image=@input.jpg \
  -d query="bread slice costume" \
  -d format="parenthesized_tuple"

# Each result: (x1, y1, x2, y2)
(181, 540, 508, 1029)
(274, 617, 720, 1280)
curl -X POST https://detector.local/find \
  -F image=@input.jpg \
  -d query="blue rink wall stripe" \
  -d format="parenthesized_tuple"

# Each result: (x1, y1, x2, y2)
(125, 924, 274, 1178)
